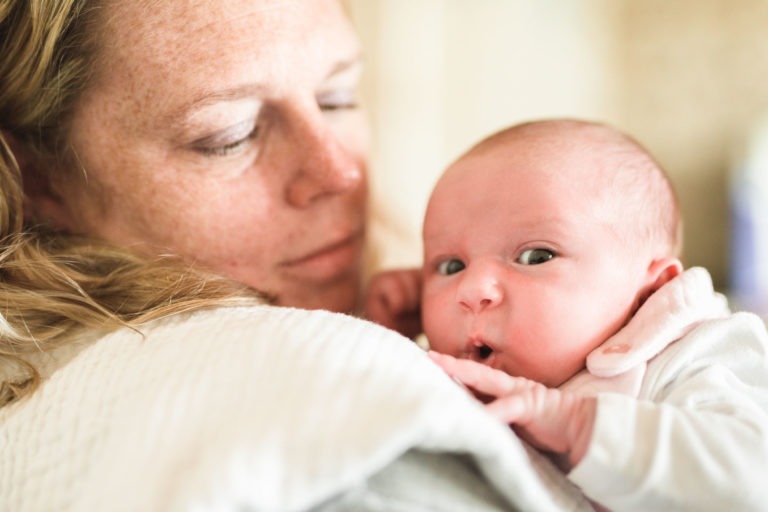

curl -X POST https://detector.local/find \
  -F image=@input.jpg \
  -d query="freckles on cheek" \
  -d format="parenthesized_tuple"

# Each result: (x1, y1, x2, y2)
(172, 192, 278, 269)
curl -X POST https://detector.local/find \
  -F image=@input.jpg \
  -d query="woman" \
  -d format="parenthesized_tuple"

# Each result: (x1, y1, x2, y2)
(0, 1, 589, 510)
(1, 0, 367, 402)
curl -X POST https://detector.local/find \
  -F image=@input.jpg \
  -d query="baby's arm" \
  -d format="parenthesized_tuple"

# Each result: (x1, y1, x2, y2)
(569, 315, 768, 511)
(364, 268, 423, 339)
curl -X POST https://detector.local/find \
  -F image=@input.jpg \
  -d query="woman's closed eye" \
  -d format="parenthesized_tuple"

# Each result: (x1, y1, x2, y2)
(192, 119, 259, 157)
(437, 258, 466, 275)
(517, 248, 555, 265)
(317, 88, 359, 112)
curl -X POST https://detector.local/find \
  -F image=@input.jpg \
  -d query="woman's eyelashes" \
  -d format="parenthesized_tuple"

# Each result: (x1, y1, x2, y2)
(192, 119, 259, 157)
(317, 89, 359, 111)
(517, 248, 555, 265)
(188, 88, 357, 157)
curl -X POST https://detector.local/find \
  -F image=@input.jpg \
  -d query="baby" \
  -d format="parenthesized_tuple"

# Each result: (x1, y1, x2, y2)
(366, 119, 768, 510)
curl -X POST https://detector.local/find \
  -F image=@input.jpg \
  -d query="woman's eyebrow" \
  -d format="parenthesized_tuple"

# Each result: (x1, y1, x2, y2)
(166, 55, 363, 125)
(165, 84, 268, 125)
(326, 55, 364, 78)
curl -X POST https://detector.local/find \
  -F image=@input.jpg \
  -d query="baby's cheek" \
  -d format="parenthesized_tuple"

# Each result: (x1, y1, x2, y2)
(424, 325, 463, 357)
(425, 335, 453, 355)
(422, 309, 452, 354)
(422, 286, 465, 354)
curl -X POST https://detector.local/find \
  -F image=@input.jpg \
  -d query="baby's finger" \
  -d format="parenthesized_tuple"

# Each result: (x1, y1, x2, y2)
(428, 351, 534, 398)
(484, 384, 552, 425)
(484, 394, 529, 424)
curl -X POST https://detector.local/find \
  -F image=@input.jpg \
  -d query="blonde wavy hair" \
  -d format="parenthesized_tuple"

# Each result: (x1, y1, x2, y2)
(0, 0, 262, 407)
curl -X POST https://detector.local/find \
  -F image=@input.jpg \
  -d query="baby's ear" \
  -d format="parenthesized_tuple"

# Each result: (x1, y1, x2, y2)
(644, 257, 684, 296)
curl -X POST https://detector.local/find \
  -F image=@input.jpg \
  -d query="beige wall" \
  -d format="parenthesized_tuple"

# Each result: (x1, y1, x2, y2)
(348, 1, 768, 292)
(617, 0, 768, 291)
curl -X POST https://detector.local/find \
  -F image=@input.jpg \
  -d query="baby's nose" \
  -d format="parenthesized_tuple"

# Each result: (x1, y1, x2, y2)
(456, 266, 503, 312)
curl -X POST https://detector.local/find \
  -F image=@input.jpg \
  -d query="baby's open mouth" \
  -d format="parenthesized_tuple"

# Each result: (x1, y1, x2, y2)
(472, 342, 493, 360)
(466, 335, 495, 362)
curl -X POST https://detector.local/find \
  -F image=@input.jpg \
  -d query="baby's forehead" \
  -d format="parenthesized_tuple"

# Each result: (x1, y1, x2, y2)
(438, 136, 649, 225)
(445, 137, 614, 192)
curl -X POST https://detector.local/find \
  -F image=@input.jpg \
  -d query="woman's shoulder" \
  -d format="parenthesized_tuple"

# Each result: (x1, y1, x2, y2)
(144, 304, 393, 335)
(130, 304, 418, 358)
(1, 304, 558, 512)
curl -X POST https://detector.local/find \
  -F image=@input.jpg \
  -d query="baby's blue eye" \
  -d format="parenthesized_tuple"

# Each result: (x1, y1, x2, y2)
(437, 258, 466, 275)
(518, 248, 555, 265)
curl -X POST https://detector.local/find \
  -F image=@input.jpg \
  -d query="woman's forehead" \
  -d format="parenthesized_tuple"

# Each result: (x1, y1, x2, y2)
(101, 0, 341, 39)
(93, 0, 356, 84)
(82, 0, 358, 127)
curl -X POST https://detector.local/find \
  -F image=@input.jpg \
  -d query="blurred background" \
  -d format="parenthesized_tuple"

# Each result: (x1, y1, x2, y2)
(348, 0, 768, 316)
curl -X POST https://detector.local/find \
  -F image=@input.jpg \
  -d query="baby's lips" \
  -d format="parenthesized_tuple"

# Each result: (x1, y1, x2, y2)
(464, 335, 497, 362)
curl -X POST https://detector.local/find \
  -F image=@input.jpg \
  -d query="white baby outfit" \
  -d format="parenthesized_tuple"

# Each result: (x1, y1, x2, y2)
(562, 267, 768, 511)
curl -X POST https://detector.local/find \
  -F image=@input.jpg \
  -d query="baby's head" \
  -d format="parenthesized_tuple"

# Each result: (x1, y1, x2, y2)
(422, 119, 682, 387)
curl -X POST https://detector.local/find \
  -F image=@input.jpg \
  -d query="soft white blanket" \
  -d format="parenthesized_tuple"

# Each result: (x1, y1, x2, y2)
(0, 306, 591, 511)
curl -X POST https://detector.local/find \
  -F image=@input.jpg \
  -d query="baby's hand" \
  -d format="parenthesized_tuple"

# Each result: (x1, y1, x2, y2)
(428, 351, 596, 471)
(364, 268, 423, 339)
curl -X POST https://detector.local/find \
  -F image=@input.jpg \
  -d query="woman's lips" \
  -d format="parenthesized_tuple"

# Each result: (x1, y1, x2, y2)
(279, 230, 364, 282)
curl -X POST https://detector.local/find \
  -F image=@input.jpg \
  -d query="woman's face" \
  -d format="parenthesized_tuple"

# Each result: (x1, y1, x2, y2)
(51, 0, 368, 312)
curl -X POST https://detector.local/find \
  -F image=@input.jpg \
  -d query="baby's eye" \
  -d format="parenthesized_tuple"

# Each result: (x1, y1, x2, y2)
(437, 258, 466, 275)
(518, 248, 555, 265)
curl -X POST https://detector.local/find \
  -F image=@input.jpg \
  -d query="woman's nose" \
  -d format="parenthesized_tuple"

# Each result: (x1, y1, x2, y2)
(284, 110, 364, 208)
(456, 265, 504, 313)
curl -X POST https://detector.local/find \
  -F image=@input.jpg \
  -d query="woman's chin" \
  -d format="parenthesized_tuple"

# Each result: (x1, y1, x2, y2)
(275, 271, 362, 314)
